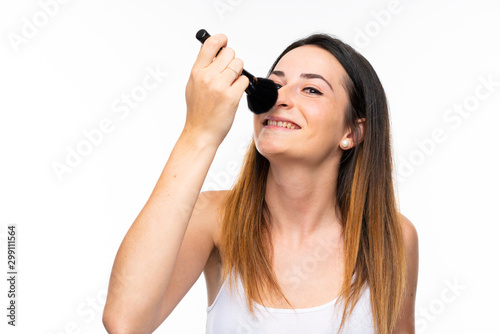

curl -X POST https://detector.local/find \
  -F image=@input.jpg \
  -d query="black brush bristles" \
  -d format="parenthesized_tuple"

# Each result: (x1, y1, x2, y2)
(195, 29, 278, 114)
(243, 72, 279, 114)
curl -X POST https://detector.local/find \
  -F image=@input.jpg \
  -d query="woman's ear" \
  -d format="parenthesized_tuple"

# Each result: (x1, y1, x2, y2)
(353, 118, 365, 145)
(339, 118, 365, 150)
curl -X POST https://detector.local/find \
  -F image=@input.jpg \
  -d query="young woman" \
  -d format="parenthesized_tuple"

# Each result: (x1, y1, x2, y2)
(103, 32, 419, 334)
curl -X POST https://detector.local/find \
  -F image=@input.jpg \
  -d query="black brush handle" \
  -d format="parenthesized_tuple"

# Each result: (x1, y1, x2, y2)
(195, 29, 210, 44)
(195, 29, 256, 94)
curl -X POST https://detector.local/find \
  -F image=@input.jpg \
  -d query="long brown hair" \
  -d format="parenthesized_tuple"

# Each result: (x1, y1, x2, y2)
(219, 34, 406, 334)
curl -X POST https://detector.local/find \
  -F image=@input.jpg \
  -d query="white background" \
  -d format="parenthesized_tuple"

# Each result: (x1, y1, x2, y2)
(1, 0, 499, 333)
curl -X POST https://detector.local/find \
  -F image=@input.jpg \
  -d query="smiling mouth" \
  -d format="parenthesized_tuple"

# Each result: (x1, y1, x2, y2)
(264, 119, 301, 129)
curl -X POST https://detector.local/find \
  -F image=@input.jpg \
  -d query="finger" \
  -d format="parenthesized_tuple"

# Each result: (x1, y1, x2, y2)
(210, 47, 236, 73)
(220, 58, 244, 83)
(229, 75, 250, 96)
(222, 66, 239, 83)
(228, 58, 243, 76)
(194, 34, 228, 68)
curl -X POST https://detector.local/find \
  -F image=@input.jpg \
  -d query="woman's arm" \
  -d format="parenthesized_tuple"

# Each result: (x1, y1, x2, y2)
(393, 214, 419, 334)
(102, 33, 249, 334)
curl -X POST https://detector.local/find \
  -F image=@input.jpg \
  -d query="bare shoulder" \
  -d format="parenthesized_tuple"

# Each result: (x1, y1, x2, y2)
(193, 190, 227, 219)
(195, 190, 228, 247)
(399, 214, 419, 300)
(197, 190, 228, 306)
(399, 213, 419, 276)
(197, 189, 228, 206)
(399, 213, 419, 254)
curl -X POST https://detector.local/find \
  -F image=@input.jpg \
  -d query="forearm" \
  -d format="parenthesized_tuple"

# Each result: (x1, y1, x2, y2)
(104, 31, 248, 332)
(103, 130, 218, 331)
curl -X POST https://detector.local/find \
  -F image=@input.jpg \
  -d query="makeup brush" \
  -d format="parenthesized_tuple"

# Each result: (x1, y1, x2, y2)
(195, 29, 278, 114)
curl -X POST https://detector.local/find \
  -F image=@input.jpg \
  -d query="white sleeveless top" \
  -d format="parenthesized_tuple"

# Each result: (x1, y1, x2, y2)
(206, 274, 375, 334)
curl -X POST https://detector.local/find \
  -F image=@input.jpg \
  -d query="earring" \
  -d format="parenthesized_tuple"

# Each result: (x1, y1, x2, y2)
(341, 139, 350, 149)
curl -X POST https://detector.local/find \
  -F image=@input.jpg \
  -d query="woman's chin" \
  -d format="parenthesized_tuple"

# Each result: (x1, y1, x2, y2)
(255, 139, 297, 161)
(255, 140, 286, 158)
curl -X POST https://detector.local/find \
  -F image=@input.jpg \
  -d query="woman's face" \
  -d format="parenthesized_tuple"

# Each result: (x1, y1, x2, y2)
(253, 45, 351, 165)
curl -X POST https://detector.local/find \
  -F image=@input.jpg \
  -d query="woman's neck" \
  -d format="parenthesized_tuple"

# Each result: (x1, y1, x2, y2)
(265, 159, 342, 241)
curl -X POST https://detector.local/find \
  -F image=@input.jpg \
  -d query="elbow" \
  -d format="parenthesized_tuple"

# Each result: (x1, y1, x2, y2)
(102, 308, 149, 334)
(102, 309, 125, 334)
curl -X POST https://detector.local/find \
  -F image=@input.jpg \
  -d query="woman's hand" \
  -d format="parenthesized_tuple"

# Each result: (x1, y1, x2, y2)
(184, 34, 249, 146)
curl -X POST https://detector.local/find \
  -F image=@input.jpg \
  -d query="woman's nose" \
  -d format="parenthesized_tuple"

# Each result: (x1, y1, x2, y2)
(273, 85, 294, 109)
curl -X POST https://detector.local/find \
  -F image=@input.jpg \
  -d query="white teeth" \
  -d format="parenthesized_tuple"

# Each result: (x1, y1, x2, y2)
(266, 120, 298, 129)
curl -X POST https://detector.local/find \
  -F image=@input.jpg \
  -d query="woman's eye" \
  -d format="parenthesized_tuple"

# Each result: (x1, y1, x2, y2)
(303, 87, 323, 95)
(275, 83, 282, 90)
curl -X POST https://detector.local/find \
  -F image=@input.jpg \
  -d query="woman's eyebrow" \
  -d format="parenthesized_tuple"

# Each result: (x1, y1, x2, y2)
(300, 73, 333, 91)
(270, 70, 285, 77)
(270, 71, 333, 91)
